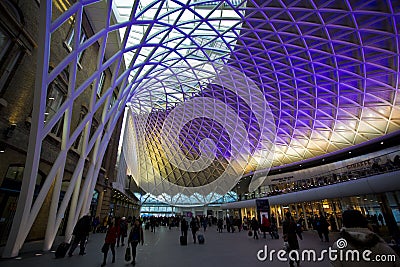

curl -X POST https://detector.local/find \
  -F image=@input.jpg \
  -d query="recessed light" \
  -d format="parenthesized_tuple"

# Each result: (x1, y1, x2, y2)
(349, 151, 352, 154)
(380, 142, 384, 145)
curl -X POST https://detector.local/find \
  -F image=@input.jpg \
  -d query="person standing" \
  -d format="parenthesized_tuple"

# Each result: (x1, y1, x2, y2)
(128, 219, 144, 266)
(283, 212, 300, 267)
(101, 219, 118, 266)
(68, 215, 91, 257)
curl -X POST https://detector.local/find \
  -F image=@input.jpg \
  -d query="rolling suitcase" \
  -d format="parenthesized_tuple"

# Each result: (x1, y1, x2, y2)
(197, 234, 205, 244)
(55, 242, 70, 258)
(180, 235, 187, 245)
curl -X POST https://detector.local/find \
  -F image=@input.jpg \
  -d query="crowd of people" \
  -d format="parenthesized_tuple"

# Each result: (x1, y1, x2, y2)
(64, 214, 144, 266)
(61, 208, 399, 267)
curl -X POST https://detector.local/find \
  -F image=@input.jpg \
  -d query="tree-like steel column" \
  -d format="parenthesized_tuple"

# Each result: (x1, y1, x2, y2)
(2, 0, 51, 258)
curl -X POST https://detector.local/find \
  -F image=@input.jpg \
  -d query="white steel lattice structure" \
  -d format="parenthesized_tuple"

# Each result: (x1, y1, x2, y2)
(3, 0, 400, 257)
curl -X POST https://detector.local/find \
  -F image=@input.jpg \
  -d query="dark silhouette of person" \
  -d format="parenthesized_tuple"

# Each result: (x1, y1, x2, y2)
(68, 215, 91, 256)
(128, 219, 144, 266)
(283, 212, 300, 267)
(181, 218, 188, 237)
(101, 219, 117, 266)
(190, 217, 198, 243)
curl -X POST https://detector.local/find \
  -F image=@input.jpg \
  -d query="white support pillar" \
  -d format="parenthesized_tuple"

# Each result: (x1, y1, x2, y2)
(63, 5, 89, 243)
(2, 0, 50, 258)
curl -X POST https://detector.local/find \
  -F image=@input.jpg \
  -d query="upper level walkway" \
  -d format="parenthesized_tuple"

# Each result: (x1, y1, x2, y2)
(0, 225, 336, 267)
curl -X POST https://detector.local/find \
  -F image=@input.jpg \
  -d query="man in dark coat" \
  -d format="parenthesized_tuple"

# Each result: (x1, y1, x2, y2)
(181, 218, 188, 238)
(317, 214, 330, 242)
(68, 215, 92, 256)
(283, 212, 300, 267)
(190, 217, 198, 243)
(251, 217, 260, 240)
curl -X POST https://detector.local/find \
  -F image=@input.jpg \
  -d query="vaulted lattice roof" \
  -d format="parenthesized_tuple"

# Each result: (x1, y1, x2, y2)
(100, 0, 400, 205)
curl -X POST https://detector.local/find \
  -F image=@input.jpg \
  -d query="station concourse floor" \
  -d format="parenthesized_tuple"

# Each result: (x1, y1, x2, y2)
(0, 226, 336, 267)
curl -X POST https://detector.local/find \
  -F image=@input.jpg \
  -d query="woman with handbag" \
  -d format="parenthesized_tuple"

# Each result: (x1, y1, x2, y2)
(128, 219, 144, 266)
(101, 219, 118, 266)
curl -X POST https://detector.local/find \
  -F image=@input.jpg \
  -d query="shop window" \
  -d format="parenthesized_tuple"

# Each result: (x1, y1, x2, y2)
(109, 91, 117, 109)
(0, 24, 23, 95)
(4, 165, 43, 186)
(4, 166, 24, 182)
(73, 105, 88, 150)
(45, 71, 68, 138)
(90, 118, 99, 140)
(64, 21, 87, 66)
(96, 72, 105, 96)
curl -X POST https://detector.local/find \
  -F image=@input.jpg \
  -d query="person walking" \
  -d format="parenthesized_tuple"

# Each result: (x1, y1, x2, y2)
(217, 218, 223, 233)
(68, 215, 91, 257)
(128, 219, 144, 266)
(331, 209, 400, 267)
(318, 214, 330, 242)
(117, 217, 128, 247)
(378, 213, 385, 226)
(251, 217, 260, 240)
(181, 218, 188, 238)
(261, 214, 271, 239)
(150, 216, 156, 232)
(283, 212, 300, 267)
(190, 217, 199, 243)
(329, 214, 338, 232)
(101, 219, 118, 266)
(202, 217, 208, 232)
(92, 216, 100, 234)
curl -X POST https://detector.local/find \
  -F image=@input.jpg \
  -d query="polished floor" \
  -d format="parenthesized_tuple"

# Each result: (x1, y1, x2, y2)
(0, 225, 337, 267)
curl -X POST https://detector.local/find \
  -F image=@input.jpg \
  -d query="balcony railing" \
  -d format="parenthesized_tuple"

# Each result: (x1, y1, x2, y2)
(239, 149, 400, 201)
